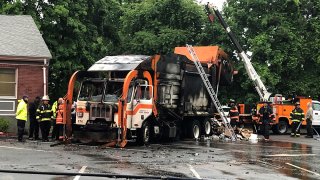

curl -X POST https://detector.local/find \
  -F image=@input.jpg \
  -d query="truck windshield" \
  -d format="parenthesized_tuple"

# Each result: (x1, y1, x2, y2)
(104, 81, 123, 103)
(78, 81, 104, 102)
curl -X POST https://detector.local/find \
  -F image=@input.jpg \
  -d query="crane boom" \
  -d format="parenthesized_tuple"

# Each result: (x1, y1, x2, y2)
(205, 4, 271, 101)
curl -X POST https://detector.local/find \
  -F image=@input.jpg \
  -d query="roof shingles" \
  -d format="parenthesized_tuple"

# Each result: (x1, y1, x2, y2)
(0, 15, 52, 59)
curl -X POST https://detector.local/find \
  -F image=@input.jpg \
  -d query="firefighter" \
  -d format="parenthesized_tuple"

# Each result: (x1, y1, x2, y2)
(290, 102, 305, 137)
(305, 102, 313, 138)
(28, 96, 41, 140)
(258, 101, 273, 141)
(229, 99, 239, 130)
(36, 95, 53, 142)
(52, 98, 64, 140)
(16, 95, 28, 142)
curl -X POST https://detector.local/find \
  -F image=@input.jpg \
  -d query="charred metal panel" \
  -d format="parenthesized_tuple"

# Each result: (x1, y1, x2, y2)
(156, 54, 185, 110)
(218, 58, 233, 85)
(88, 55, 150, 71)
(181, 64, 210, 113)
(155, 53, 216, 117)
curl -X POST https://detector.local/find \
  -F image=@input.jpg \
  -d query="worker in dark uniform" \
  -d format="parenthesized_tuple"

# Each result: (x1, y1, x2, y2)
(28, 96, 41, 140)
(229, 99, 239, 130)
(36, 95, 53, 142)
(290, 102, 305, 137)
(258, 101, 273, 141)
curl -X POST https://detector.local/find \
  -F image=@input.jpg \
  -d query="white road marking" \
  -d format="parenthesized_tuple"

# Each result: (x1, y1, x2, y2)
(264, 154, 316, 157)
(73, 166, 87, 180)
(0, 145, 52, 152)
(187, 164, 201, 179)
(286, 163, 320, 176)
(256, 160, 283, 169)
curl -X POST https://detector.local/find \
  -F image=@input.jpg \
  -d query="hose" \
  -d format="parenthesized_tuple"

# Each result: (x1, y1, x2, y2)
(312, 127, 320, 138)
(0, 169, 195, 180)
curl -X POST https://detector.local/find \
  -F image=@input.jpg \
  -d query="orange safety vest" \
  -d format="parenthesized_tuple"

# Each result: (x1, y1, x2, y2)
(56, 104, 64, 124)
(229, 107, 239, 121)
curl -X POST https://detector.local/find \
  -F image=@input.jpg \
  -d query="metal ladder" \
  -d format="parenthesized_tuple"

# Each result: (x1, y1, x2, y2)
(186, 44, 237, 141)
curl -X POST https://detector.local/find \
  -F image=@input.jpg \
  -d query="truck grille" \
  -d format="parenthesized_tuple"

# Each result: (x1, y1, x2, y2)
(90, 105, 111, 121)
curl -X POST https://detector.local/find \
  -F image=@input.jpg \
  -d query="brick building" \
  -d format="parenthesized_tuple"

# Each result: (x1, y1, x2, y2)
(0, 15, 51, 127)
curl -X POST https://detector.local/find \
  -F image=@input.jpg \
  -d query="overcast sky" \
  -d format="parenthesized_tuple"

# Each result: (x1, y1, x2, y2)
(196, 0, 226, 10)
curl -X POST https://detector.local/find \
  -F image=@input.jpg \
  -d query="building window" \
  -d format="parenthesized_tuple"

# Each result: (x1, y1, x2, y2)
(0, 68, 16, 98)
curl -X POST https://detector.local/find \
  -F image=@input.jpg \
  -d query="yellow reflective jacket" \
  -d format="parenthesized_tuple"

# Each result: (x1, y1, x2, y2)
(16, 99, 28, 121)
(52, 101, 58, 118)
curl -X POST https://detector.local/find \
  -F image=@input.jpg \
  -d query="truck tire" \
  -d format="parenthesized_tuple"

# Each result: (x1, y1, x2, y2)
(202, 119, 212, 136)
(137, 121, 151, 145)
(272, 120, 288, 134)
(189, 120, 201, 139)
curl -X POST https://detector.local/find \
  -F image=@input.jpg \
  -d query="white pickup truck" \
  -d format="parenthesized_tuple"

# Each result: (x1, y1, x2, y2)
(312, 100, 320, 130)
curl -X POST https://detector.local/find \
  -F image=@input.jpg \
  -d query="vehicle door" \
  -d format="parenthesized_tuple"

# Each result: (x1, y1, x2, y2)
(312, 101, 320, 126)
(130, 84, 153, 129)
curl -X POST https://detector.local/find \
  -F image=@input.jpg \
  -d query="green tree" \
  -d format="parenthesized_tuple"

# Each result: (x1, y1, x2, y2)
(40, 0, 122, 100)
(222, 0, 320, 102)
(120, 0, 207, 55)
(1, 0, 123, 100)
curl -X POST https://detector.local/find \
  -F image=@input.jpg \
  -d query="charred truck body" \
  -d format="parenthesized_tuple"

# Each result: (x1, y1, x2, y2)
(63, 46, 234, 147)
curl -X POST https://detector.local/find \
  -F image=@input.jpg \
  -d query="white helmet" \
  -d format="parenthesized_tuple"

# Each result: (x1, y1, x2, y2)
(42, 95, 50, 101)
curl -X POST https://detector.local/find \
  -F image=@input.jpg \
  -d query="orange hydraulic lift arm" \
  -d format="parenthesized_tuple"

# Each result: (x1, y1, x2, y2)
(116, 70, 153, 148)
(62, 71, 81, 142)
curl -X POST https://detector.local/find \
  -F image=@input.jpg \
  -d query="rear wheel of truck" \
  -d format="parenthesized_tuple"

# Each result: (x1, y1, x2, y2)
(203, 119, 212, 136)
(137, 121, 151, 145)
(189, 120, 201, 139)
(272, 120, 288, 134)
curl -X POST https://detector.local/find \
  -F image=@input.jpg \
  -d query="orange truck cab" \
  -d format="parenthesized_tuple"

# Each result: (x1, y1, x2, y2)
(239, 95, 312, 134)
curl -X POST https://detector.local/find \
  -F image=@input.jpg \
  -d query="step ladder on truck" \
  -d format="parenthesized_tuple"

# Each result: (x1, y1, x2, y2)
(186, 44, 237, 141)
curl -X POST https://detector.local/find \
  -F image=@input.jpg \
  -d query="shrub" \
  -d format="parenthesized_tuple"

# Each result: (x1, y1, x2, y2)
(0, 117, 9, 132)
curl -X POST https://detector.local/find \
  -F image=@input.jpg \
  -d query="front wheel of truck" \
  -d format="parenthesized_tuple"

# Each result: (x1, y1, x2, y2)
(137, 121, 151, 145)
(272, 120, 288, 134)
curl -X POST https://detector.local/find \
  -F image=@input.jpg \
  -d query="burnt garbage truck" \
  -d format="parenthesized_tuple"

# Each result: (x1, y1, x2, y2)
(62, 46, 235, 147)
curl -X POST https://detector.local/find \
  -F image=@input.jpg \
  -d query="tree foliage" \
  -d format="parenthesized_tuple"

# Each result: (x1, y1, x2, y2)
(223, 0, 320, 102)
(1, 0, 122, 100)
(1, 0, 320, 102)
(120, 0, 207, 55)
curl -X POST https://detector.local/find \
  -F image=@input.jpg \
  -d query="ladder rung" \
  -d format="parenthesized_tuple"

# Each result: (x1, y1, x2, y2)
(186, 44, 237, 141)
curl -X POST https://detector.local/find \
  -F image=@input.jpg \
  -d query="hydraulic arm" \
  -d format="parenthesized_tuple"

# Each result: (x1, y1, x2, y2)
(205, 3, 271, 101)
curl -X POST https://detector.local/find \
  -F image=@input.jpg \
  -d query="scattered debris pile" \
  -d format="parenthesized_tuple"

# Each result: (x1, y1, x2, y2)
(211, 119, 257, 141)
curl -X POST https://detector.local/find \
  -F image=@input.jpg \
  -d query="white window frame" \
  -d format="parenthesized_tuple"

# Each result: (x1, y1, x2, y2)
(0, 68, 18, 99)
(0, 100, 15, 111)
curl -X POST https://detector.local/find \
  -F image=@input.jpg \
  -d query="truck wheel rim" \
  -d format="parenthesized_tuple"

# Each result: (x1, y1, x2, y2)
(205, 121, 211, 135)
(279, 123, 286, 133)
(144, 126, 149, 143)
(193, 125, 200, 139)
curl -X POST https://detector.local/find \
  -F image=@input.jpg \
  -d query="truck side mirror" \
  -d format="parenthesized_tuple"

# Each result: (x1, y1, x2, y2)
(85, 102, 90, 111)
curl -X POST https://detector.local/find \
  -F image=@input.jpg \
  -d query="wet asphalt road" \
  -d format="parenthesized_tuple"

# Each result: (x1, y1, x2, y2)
(0, 135, 319, 180)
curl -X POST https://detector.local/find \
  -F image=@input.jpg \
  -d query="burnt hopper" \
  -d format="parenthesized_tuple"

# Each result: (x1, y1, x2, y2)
(156, 54, 215, 116)
(156, 54, 184, 109)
